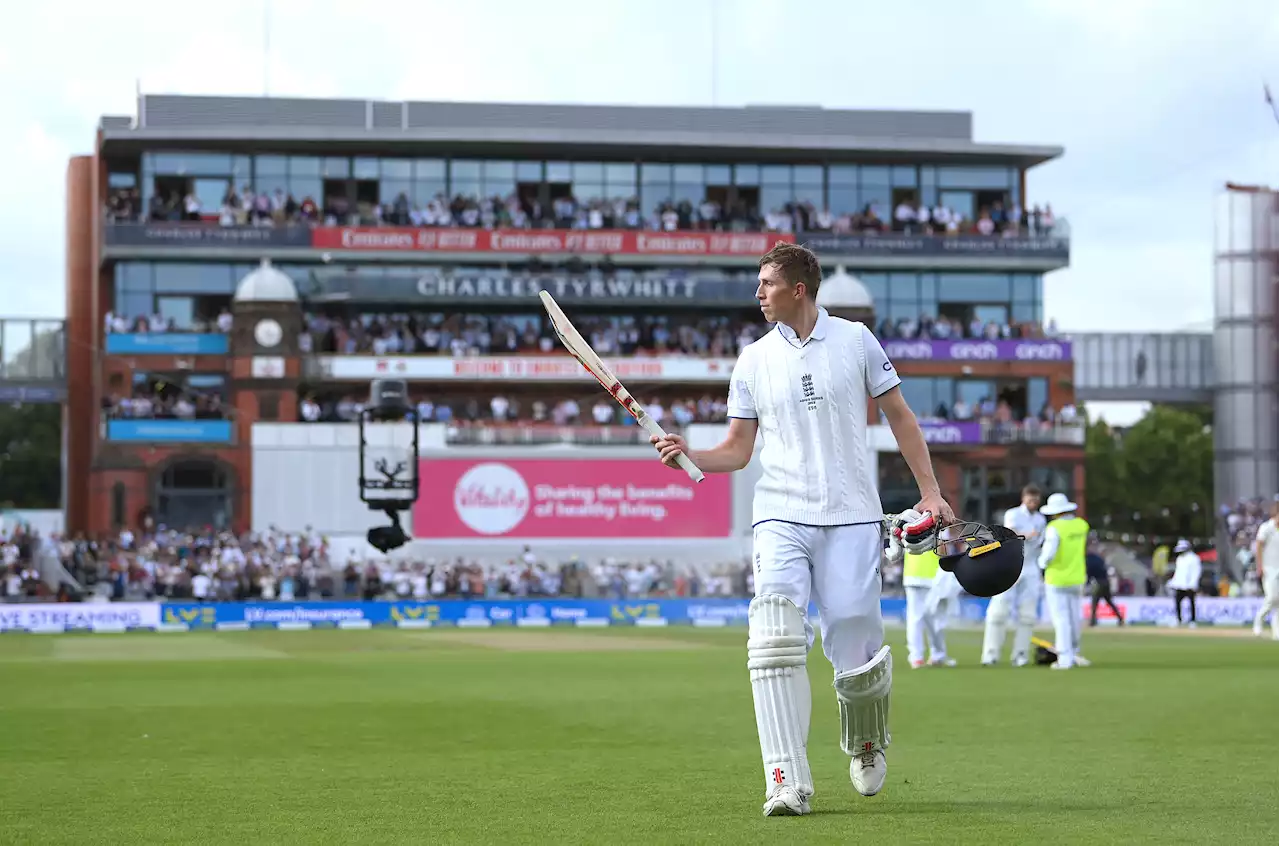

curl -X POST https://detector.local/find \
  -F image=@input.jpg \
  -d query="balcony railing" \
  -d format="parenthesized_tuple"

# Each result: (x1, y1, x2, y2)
(101, 418, 235, 445)
(915, 418, 1085, 446)
(440, 420, 1085, 448)
(981, 421, 1085, 446)
(444, 424, 669, 447)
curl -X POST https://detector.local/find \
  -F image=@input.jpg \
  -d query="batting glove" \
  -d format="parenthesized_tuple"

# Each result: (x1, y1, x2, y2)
(890, 508, 939, 555)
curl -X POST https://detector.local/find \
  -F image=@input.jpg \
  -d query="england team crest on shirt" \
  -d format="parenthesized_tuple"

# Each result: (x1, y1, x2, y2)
(799, 373, 824, 411)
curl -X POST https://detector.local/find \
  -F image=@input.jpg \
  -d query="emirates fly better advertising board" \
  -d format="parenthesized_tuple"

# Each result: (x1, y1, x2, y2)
(411, 458, 733, 539)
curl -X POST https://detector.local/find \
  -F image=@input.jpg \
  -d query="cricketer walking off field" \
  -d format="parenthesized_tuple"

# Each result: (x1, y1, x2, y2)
(652, 242, 955, 818)
(981, 484, 1046, 667)
(1252, 501, 1278, 639)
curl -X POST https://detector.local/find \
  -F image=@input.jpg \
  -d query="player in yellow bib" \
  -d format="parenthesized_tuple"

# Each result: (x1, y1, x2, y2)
(1037, 493, 1091, 669)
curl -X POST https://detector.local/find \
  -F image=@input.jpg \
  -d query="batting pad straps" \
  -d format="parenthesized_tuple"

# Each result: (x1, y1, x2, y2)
(747, 594, 813, 797)
(833, 645, 893, 756)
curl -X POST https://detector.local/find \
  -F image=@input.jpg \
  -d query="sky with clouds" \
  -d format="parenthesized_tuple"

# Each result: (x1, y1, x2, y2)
(0, 0, 1275, 336)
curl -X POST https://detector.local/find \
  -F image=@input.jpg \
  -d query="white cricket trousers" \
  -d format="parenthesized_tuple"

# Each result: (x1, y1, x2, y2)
(1254, 571, 1279, 638)
(1044, 584, 1084, 667)
(981, 564, 1042, 664)
(904, 585, 945, 664)
(751, 520, 884, 674)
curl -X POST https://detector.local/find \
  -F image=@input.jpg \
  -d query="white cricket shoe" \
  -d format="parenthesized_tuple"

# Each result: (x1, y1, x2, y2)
(850, 749, 887, 796)
(1075, 656, 1092, 667)
(1050, 661, 1073, 670)
(762, 785, 811, 817)
(929, 657, 957, 667)
(1011, 656, 1029, 668)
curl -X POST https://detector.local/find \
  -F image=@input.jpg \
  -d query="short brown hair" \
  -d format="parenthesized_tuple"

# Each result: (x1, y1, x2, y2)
(759, 241, 822, 299)
(1022, 483, 1042, 498)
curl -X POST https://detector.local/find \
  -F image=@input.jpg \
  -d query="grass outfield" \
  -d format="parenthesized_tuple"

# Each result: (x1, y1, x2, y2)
(0, 626, 1275, 845)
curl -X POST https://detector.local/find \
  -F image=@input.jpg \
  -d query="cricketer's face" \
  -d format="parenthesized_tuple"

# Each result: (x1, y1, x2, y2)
(1023, 492, 1042, 510)
(756, 263, 804, 324)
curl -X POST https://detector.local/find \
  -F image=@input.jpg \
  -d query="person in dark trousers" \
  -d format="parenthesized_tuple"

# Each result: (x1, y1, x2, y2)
(1086, 541, 1124, 626)
(1168, 539, 1202, 627)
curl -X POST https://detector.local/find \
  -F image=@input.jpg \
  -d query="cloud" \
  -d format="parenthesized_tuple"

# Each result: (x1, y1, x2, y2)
(0, 0, 1274, 332)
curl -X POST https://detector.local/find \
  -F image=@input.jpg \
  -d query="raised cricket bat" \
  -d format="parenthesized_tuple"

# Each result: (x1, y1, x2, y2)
(539, 289, 705, 483)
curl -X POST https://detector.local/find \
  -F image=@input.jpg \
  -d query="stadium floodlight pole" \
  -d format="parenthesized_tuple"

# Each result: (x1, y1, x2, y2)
(358, 379, 420, 553)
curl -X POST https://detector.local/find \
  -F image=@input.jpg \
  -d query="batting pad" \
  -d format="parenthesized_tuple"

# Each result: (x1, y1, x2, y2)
(833, 645, 893, 756)
(747, 594, 814, 797)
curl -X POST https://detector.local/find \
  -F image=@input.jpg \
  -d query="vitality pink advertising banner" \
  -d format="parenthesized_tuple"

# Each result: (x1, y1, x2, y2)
(412, 458, 733, 539)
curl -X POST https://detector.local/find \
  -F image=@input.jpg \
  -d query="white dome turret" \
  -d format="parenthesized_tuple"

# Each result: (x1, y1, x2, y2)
(816, 265, 873, 310)
(234, 259, 299, 303)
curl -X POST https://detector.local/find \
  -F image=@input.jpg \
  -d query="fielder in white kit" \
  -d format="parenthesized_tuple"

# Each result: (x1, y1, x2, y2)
(652, 242, 956, 817)
(981, 484, 1046, 666)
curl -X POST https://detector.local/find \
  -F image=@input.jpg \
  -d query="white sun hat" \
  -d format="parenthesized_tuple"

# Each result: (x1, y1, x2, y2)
(1039, 493, 1078, 516)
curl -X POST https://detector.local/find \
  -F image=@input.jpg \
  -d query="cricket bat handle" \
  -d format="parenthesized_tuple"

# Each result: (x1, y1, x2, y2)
(636, 414, 705, 484)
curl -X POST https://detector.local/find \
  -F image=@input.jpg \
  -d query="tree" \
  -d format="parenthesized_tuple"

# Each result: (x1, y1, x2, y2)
(1084, 418, 1124, 525)
(1085, 405, 1214, 540)
(0, 404, 62, 509)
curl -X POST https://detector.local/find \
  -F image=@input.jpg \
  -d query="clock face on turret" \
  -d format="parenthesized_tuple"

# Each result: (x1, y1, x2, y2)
(253, 318, 283, 349)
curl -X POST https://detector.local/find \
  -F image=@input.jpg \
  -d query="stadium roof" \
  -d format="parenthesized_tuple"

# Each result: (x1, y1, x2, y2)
(98, 94, 1063, 166)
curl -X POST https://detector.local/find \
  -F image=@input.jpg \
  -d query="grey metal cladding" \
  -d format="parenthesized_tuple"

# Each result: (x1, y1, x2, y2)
(402, 101, 972, 141)
(138, 94, 972, 141)
(140, 94, 370, 128)
(372, 100, 403, 129)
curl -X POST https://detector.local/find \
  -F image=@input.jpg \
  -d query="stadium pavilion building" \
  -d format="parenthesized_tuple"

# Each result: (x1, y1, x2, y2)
(63, 94, 1077, 561)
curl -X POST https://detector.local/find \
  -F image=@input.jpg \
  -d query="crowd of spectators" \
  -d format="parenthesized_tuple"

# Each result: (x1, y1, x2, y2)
(1, 526, 46, 600)
(303, 312, 763, 358)
(2, 526, 757, 604)
(102, 305, 1058, 352)
(920, 398, 1081, 430)
(105, 309, 233, 336)
(304, 311, 1051, 357)
(1223, 496, 1278, 587)
(877, 315, 1060, 341)
(300, 392, 730, 428)
(298, 388, 1086, 443)
(101, 381, 228, 422)
(107, 180, 1064, 240)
